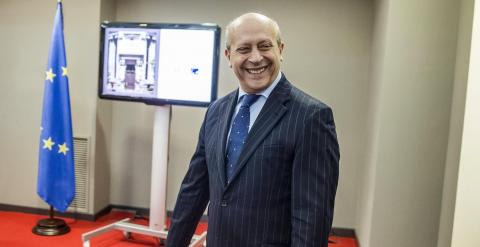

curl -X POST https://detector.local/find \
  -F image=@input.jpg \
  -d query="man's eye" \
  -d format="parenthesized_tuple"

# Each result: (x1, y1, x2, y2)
(236, 47, 249, 53)
(259, 44, 272, 50)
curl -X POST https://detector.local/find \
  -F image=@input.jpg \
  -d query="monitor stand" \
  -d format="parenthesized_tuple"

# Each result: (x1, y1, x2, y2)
(82, 105, 207, 247)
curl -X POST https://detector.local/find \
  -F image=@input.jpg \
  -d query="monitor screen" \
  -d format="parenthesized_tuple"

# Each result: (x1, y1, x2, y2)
(99, 22, 221, 107)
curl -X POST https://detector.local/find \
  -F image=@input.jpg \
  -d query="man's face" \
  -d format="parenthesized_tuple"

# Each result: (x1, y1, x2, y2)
(225, 18, 284, 94)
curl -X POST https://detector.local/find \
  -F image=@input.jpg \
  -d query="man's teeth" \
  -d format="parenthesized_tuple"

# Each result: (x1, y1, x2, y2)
(247, 67, 266, 74)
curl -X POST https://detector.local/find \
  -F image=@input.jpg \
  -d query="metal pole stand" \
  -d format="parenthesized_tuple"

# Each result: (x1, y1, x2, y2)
(81, 105, 207, 247)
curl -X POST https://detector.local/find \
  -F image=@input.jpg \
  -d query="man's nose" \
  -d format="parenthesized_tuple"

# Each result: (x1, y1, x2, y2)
(248, 49, 262, 63)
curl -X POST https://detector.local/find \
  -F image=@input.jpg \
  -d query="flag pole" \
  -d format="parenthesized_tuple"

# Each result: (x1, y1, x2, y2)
(32, 206, 70, 236)
(49, 205, 54, 219)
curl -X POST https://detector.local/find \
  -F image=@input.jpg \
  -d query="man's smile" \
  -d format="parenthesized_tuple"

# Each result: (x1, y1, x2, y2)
(245, 65, 269, 74)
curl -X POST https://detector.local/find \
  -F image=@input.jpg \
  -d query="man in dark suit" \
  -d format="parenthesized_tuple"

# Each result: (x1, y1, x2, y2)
(167, 12, 339, 247)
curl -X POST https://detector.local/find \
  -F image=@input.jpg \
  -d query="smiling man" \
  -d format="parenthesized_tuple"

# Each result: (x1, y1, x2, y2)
(167, 13, 340, 247)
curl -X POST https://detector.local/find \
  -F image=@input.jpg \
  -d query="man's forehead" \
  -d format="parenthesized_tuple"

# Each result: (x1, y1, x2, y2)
(231, 34, 274, 46)
(231, 20, 275, 38)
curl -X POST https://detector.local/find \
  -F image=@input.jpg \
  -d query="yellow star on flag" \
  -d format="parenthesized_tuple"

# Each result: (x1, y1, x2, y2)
(45, 68, 56, 82)
(61, 66, 68, 77)
(58, 143, 69, 155)
(42, 137, 55, 150)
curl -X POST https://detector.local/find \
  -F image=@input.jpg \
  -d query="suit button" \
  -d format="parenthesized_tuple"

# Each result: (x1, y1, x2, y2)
(220, 200, 228, 207)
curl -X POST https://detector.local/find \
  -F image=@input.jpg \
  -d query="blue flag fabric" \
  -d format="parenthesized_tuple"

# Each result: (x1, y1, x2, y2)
(37, 1, 75, 213)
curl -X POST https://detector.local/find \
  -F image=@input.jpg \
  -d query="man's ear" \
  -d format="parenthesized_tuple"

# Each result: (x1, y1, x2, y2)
(224, 48, 232, 67)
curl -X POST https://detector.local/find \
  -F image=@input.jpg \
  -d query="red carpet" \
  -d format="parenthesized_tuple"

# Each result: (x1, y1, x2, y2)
(0, 210, 356, 247)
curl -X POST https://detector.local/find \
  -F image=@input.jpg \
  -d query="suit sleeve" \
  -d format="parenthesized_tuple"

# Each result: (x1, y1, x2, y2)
(291, 106, 340, 247)
(166, 116, 210, 247)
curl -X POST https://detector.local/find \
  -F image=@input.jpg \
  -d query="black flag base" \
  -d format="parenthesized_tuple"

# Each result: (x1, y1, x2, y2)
(32, 206, 70, 236)
(32, 218, 70, 236)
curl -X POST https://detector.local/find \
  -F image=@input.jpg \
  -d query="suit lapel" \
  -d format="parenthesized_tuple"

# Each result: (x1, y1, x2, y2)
(215, 90, 238, 187)
(225, 76, 291, 189)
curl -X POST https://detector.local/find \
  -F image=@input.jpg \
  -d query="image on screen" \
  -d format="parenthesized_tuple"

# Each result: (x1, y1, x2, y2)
(102, 28, 160, 97)
(157, 29, 214, 103)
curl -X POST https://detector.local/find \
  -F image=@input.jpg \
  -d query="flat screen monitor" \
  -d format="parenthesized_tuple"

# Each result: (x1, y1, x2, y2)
(98, 22, 221, 107)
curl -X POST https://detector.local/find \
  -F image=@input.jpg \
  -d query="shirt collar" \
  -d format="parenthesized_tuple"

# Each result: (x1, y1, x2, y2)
(237, 71, 282, 103)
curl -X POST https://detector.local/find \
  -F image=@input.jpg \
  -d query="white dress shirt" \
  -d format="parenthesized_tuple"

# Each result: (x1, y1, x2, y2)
(228, 71, 282, 137)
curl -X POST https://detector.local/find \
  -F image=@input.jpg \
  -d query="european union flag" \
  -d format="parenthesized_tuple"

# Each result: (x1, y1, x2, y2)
(37, 1, 75, 213)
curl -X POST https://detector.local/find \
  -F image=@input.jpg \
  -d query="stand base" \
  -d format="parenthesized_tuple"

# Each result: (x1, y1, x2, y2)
(32, 218, 70, 236)
(81, 218, 206, 247)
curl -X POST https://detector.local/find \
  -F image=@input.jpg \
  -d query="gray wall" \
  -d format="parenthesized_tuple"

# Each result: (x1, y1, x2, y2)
(449, 0, 480, 245)
(356, 0, 463, 246)
(0, 0, 50, 208)
(437, 0, 474, 246)
(92, 0, 116, 215)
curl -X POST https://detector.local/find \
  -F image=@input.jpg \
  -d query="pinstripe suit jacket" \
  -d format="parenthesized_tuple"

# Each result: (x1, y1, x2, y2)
(167, 75, 339, 247)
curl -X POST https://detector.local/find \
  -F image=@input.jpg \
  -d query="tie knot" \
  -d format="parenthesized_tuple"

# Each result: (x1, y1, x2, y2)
(241, 94, 261, 108)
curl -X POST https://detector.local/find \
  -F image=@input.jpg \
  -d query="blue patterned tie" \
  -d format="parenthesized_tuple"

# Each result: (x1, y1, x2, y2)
(226, 94, 261, 182)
